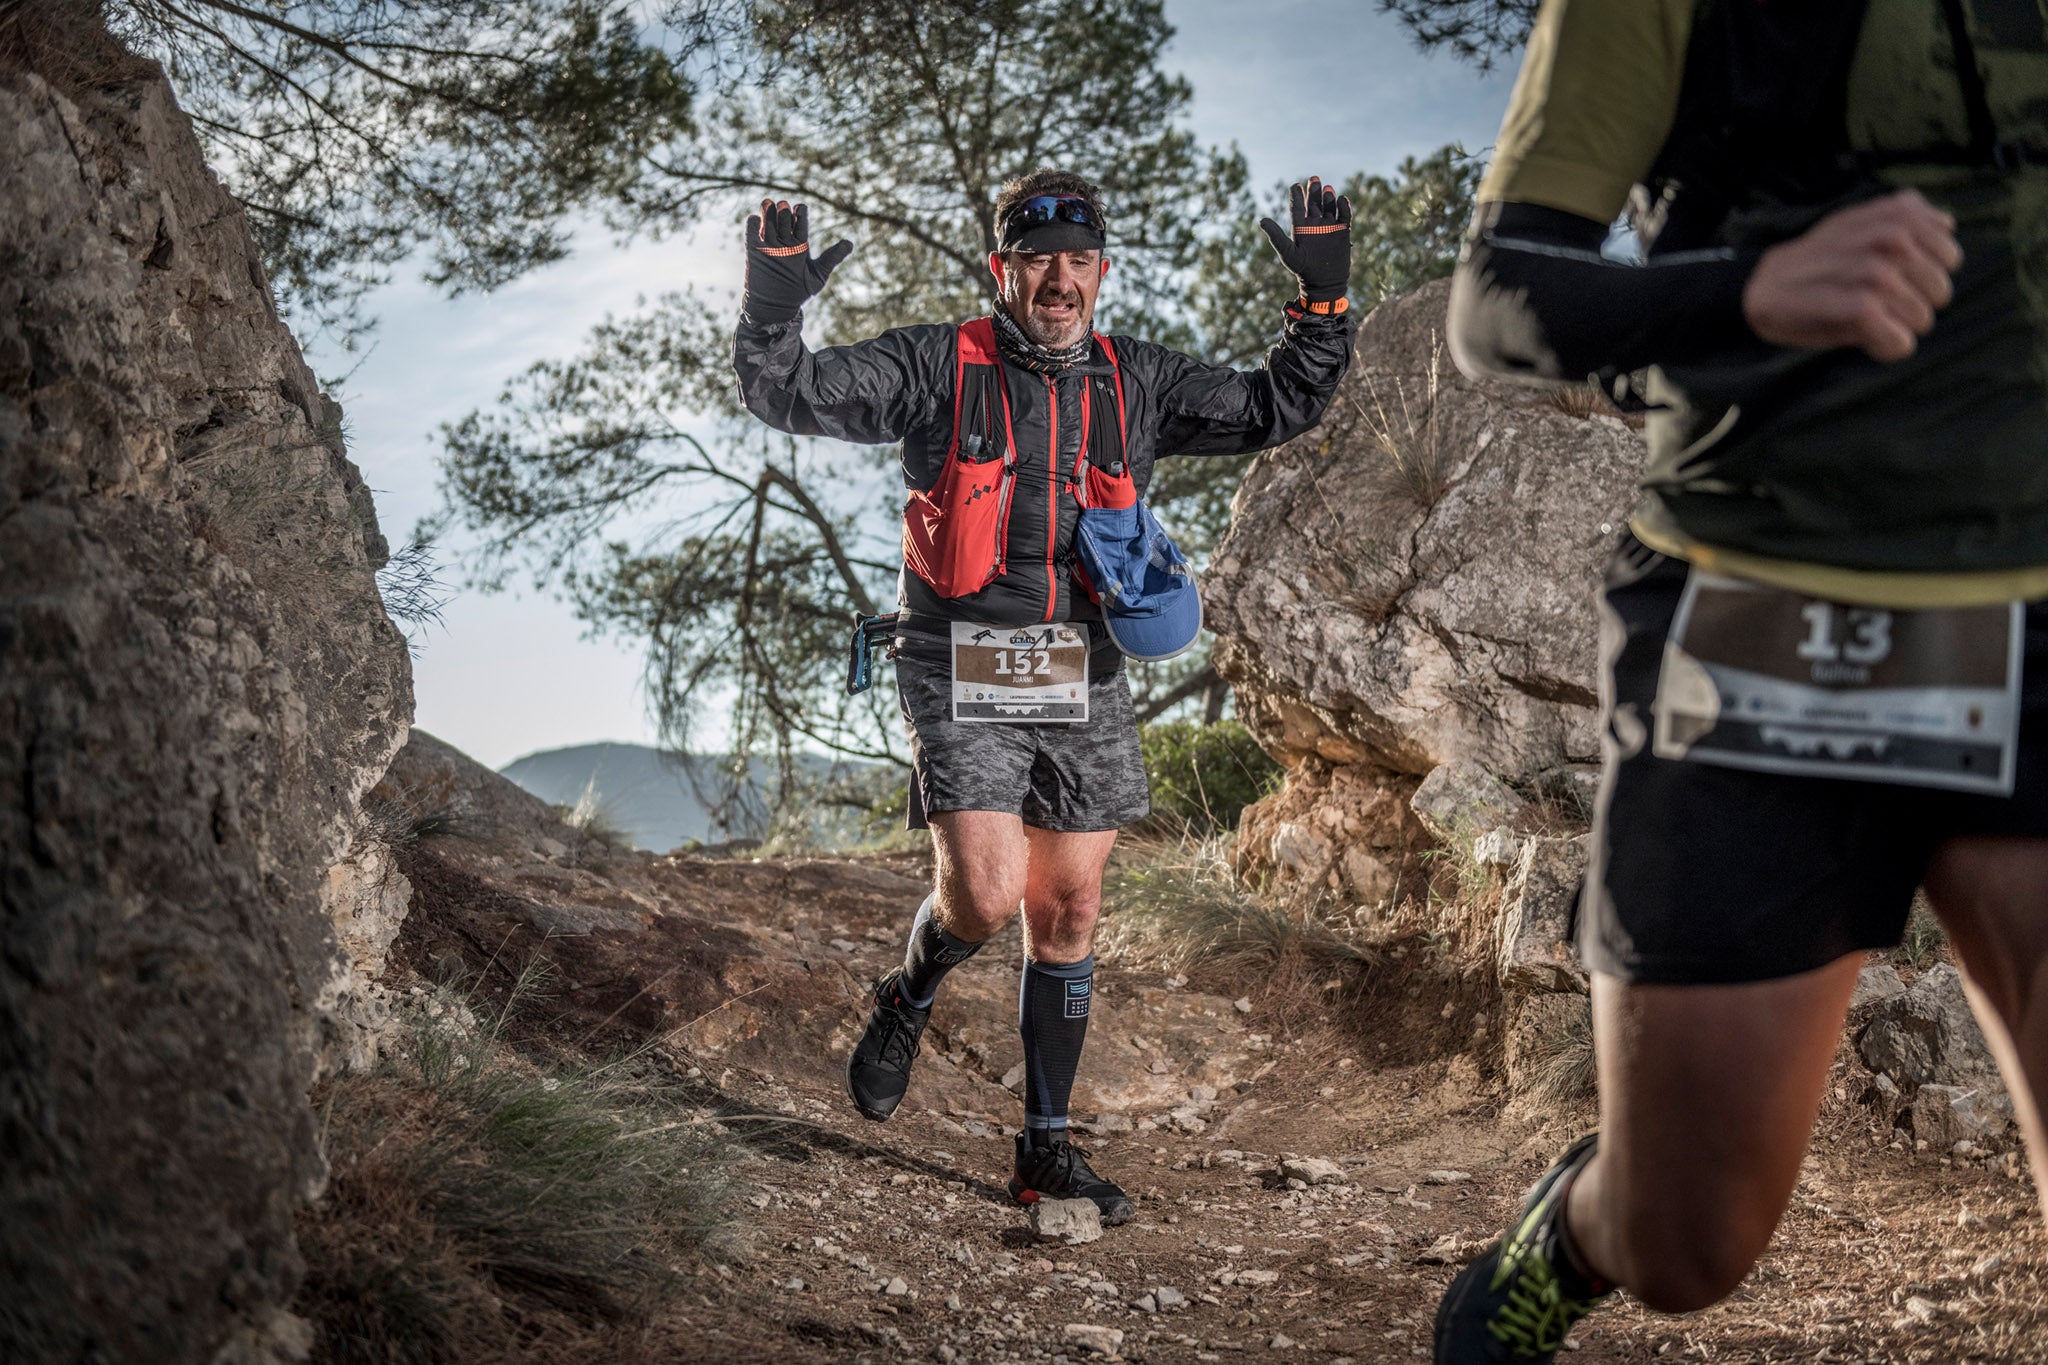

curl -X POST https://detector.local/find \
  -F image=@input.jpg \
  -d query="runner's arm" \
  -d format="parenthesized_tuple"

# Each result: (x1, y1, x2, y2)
(1141, 308, 1355, 458)
(732, 319, 951, 443)
(1448, 200, 1760, 386)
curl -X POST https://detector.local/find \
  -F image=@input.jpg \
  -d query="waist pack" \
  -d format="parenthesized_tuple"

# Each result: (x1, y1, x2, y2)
(1073, 499, 1202, 662)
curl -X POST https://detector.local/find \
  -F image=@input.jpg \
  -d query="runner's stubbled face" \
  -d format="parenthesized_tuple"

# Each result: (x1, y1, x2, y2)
(995, 249, 1107, 349)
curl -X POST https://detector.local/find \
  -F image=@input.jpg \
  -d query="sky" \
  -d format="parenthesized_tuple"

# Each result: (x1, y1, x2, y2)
(333, 4, 1517, 771)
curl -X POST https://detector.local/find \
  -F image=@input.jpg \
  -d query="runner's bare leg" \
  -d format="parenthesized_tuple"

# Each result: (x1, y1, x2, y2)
(1020, 826, 1119, 964)
(930, 810, 1031, 941)
(1923, 836, 2048, 1209)
(1562, 956, 1864, 1312)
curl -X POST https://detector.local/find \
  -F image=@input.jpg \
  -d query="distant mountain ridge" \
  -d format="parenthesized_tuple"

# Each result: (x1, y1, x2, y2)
(498, 742, 867, 851)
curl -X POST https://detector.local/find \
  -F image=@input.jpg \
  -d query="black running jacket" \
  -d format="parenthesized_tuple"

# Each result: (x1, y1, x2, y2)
(733, 307, 1353, 624)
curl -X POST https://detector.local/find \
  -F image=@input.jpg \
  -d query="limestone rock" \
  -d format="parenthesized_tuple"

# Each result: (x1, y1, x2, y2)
(314, 839, 413, 1075)
(1911, 1084, 2014, 1151)
(1031, 1198, 1103, 1245)
(1234, 760, 1429, 904)
(1270, 821, 1332, 878)
(322, 841, 412, 980)
(1063, 1323, 1124, 1356)
(1851, 964, 1907, 1011)
(1846, 964, 1908, 1030)
(1471, 827, 1528, 870)
(1856, 965, 2001, 1094)
(1208, 280, 1639, 787)
(1279, 1157, 1346, 1186)
(1417, 1235, 1489, 1266)
(1497, 836, 1590, 993)
(1412, 761, 1527, 851)
(1, 57, 410, 1365)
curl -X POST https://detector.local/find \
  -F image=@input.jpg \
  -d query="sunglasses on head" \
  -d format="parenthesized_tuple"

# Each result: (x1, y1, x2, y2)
(1003, 194, 1103, 232)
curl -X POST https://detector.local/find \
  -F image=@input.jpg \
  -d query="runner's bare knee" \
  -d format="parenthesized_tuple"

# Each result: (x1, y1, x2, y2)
(940, 869, 1024, 939)
(1024, 884, 1100, 962)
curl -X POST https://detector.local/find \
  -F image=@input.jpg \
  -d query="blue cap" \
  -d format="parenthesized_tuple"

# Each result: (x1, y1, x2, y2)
(1074, 502, 1203, 662)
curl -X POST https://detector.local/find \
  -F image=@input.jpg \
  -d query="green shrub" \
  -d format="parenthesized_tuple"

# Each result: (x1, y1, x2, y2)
(1140, 719, 1281, 833)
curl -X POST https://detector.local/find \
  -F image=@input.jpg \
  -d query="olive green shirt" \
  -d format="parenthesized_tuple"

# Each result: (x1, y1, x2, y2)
(1481, 0, 2048, 607)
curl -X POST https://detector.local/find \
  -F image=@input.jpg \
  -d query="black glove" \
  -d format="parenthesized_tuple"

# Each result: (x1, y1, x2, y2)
(742, 199, 854, 326)
(1259, 177, 1352, 307)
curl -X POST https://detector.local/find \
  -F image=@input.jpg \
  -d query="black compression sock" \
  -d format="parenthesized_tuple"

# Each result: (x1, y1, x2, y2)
(1019, 954, 1094, 1136)
(899, 894, 982, 1008)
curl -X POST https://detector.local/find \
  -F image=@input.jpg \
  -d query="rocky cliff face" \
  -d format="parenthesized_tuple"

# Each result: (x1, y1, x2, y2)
(1, 57, 412, 1364)
(1206, 281, 1643, 906)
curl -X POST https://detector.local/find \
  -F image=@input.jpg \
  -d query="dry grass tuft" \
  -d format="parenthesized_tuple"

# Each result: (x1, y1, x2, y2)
(362, 786, 476, 847)
(1511, 992, 1597, 1111)
(1100, 833, 1390, 987)
(376, 537, 452, 653)
(1349, 332, 1455, 510)
(1543, 383, 1613, 420)
(297, 977, 738, 1361)
(556, 776, 635, 854)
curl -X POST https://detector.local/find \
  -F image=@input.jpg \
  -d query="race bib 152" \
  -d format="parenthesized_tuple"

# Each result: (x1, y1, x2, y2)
(951, 622, 1090, 723)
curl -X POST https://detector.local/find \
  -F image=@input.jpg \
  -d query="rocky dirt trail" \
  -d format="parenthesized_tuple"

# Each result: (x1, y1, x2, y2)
(365, 739, 2047, 1365)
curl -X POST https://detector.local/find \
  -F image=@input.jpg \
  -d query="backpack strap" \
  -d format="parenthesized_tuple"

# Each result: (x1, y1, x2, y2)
(958, 315, 999, 366)
(1937, 0, 2016, 167)
(1087, 332, 1129, 473)
(949, 317, 1011, 464)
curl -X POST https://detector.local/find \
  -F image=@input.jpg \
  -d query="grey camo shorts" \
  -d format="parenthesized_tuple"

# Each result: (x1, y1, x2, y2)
(894, 617, 1151, 833)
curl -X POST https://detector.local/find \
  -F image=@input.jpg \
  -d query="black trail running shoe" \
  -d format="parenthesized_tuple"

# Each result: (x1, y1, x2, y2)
(845, 969, 931, 1122)
(1009, 1129, 1137, 1225)
(1434, 1133, 1610, 1362)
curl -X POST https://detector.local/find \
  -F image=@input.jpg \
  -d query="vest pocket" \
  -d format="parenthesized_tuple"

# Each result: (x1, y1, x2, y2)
(903, 446, 1013, 598)
(1083, 460, 1137, 511)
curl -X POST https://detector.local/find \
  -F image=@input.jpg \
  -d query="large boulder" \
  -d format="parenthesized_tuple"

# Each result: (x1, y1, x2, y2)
(1, 53, 411, 1365)
(1856, 964, 2002, 1095)
(1208, 281, 1641, 891)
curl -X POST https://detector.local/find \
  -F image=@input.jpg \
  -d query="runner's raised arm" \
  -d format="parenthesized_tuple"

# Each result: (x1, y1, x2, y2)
(733, 199, 950, 443)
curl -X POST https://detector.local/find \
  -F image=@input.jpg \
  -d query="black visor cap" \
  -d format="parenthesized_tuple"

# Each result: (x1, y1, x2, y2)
(997, 194, 1107, 254)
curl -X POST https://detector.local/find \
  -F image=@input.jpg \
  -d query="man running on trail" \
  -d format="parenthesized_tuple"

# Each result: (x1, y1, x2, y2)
(1434, 3, 2048, 1360)
(733, 171, 1354, 1222)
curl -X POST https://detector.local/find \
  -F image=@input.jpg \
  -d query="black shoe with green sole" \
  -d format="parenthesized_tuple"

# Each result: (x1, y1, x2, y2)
(1434, 1133, 1611, 1362)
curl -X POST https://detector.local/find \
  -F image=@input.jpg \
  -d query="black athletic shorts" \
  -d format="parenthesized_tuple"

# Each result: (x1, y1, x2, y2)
(1581, 534, 2048, 985)
(893, 617, 1151, 833)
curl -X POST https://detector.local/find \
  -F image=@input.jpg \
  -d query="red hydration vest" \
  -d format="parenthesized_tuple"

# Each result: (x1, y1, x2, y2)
(902, 317, 1135, 601)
